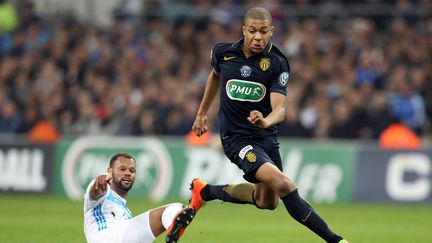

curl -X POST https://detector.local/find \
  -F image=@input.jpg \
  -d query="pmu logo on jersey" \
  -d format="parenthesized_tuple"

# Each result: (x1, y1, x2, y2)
(226, 79, 266, 102)
(240, 65, 252, 77)
(259, 58, 270, 71)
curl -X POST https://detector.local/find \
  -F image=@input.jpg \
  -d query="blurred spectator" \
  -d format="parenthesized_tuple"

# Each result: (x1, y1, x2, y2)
(112, 0, 135, 24)
(0, 99, 22, 133)
(328, 98, 358, 139)
(365, 91, 395, 139)
(388, 77, 426, 135)
(355, 50, 379, 88)
(18, 1, 39, 29)
(278, 104, 311, 137)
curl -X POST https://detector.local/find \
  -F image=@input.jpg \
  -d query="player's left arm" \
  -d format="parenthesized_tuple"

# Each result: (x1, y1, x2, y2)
(247, 93, 285, 129)
(248, 53, 289, 129)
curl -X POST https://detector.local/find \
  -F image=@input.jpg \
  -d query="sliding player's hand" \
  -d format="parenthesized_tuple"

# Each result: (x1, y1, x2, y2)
(94, 173, 112, 193)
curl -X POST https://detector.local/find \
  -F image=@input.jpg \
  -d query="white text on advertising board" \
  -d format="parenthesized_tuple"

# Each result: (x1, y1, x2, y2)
(0, 148, 46, 191)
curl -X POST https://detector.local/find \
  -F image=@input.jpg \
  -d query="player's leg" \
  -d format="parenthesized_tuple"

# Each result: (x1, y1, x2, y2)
(255, 162, 346, 243)
(192, 176, 282, 211)
(193, 144, 289, 210)
(121, 203, 195, 243)
(121, 209, 158, 243)
(253, 140, 292, 210)
(196, 178, 256, 206)
(192, 179, 281, 210)
(189, 177, 281, 211)
(253, 182, 279, 210)
(195, 141, 274, 207)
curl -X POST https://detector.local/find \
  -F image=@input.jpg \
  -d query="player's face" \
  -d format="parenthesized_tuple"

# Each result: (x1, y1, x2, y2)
(109, 156, 136, 193)
(243, 18, 273, 54)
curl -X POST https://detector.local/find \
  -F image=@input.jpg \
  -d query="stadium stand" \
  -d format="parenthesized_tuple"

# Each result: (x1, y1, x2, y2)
(0, 0, 430, 141)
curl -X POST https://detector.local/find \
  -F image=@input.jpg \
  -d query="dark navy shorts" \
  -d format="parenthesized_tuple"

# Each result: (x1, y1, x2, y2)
(221, 135, 283, 183)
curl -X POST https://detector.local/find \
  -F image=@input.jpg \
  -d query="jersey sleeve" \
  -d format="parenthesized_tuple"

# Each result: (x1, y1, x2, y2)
(269, 56, 290, 95)
(83, 179, 110, 211)
(210, 44, 221, 72)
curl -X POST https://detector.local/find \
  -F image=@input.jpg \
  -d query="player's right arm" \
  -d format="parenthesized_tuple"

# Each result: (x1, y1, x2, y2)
(192, 69, 220, 137)
(89, 173, 112, 200)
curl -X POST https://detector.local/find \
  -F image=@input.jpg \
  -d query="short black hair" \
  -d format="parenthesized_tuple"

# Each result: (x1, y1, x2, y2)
(243, 7, 272, 25)
(109, 152, 136, 168)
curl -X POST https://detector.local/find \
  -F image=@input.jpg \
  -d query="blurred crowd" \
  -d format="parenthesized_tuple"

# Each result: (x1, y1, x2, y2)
(0, 0, 431, 142)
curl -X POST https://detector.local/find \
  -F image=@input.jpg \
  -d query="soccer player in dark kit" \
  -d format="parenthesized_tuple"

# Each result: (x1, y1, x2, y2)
(190, 7, 349, 243)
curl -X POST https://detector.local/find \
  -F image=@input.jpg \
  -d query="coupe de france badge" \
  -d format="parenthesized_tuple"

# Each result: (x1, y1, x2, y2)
(240, 65, 252, 77)
(278, 72, 289, 86)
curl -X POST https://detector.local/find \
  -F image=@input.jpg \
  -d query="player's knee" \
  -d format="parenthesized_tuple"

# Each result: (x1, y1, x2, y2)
(271, 177, 295, 196)
(255, 198, 278, 210)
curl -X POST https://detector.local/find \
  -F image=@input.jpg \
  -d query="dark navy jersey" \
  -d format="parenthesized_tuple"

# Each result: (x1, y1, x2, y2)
(211, 38, 290, 139)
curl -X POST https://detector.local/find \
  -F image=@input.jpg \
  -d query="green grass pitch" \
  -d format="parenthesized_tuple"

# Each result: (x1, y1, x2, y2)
(1, 195, 431, 243)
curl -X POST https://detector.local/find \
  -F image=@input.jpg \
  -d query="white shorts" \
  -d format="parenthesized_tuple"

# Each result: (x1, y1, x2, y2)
(87, 211, 156, 243)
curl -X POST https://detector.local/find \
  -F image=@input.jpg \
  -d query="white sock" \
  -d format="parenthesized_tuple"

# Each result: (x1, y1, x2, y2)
(161, 203, 183, 230)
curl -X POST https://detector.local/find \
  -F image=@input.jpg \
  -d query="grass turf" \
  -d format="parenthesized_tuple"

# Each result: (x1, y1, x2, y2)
(0, 195, 431, 243)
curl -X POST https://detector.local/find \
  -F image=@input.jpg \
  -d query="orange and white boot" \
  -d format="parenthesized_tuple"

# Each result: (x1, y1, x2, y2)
(165, 207, 195, 243)
(189, 178, 207, 212)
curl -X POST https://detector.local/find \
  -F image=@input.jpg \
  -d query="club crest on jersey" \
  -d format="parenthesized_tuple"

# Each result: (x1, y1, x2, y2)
(246, 151, 257, 163)
(259, 58, 270, 71)
(240, 65, 252, 77)
(278, 72, 289, 86)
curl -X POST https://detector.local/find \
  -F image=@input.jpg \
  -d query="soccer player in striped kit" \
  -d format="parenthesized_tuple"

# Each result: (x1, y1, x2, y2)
(84, 152, 201, 243)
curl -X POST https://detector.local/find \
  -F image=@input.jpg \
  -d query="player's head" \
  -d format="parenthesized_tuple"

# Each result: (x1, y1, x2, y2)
(108, 152, 136, 193)
(242, 7, 274, 54)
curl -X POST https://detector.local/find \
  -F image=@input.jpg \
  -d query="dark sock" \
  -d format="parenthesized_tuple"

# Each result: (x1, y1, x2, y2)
(281, 189, 342, 243)
(201, 184, 255, 205)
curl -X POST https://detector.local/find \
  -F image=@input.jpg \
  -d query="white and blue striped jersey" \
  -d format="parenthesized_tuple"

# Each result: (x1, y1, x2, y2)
(84, 180, 133, 240)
